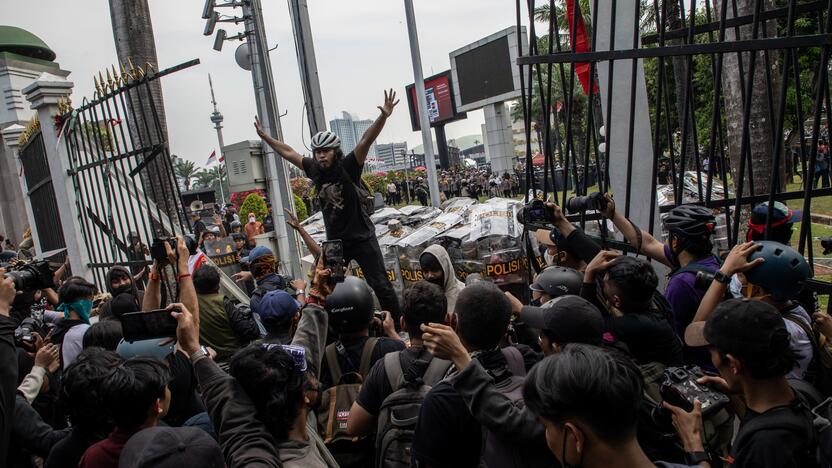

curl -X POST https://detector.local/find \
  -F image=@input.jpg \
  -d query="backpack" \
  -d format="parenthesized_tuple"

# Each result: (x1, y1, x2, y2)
(478, 346, 553, 468)
(732, 385, 827, 468)
(374, 353, 451, 468)
(318, 338, 379, 448)
(783, 307, 832, 395)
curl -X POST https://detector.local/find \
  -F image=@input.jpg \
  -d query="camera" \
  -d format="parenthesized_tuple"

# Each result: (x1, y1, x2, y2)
(565, 192, 608, 214)
(1, 259, 54, 293)
(14, 316, 54, 347)
(151, 237, 178, 264)
(693, 270, 715, 290)
(660, 366, 729, 417)
(516, 199, 555, 227)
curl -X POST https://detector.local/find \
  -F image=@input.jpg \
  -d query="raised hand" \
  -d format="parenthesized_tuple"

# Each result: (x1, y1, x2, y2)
(378, 89, 400, 118)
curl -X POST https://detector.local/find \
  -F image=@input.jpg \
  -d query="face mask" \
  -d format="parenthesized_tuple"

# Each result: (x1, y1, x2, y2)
(425, 274, 444, 287)
(249, 217, 256, 223)
(58, 299, 93, 324)
(112, 283, 131, 295)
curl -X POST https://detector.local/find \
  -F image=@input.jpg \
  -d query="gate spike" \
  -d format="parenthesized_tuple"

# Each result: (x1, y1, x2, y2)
(120, 62, 129, 83)
(127, 57, 138, 77)
(93, 75, 102, 95)
(111, 65, 120, 87)
(105, 69, 114, 89)
(99, 71, 107, 93)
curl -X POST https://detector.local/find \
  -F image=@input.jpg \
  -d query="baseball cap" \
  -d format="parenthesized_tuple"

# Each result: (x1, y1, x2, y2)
(749, 201, 802, 227)
(535, 229, 556, 247)
(684, 299, 791, 357)
(520, 295, 604, 345)
(257, 289, 301, 323)
(119, 426, 223, 468)
(242, 245, 272, 263)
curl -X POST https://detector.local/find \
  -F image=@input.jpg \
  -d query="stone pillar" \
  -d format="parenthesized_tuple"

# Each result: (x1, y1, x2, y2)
(483, 103, 515, 174)
(0, 123, 40, 253)
(592, 0, 663, 236)
(22, 73, 92, 281)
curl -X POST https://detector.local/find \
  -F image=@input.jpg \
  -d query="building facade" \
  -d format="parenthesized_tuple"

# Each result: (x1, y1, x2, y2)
(376, 141, 408, 170)
(329, 111, 377, 159)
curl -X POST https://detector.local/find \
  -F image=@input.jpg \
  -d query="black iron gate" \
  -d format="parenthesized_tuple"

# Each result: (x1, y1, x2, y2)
(61, 59, 198, 289)
(19, 129, 66, 254)
(516, 0, 832, 295)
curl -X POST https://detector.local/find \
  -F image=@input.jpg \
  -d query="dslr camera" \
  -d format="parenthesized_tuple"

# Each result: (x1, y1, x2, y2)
(660, 366, 729, 417)
(516, 199, 555, 228)
(1, 259, 54, 293)
(565, 192, 608, 214)
(151, 237, 178, 265)
(14, 315, 54, 347)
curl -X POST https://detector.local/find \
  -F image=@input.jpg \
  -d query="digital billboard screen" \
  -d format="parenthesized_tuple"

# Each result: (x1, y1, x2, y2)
(406, 70, 465, 131)
(454, 35, 515, 108)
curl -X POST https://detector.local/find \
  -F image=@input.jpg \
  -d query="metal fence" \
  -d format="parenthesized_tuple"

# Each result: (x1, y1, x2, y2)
(19, 130, 66, 254)
(61, 60, 198, 289)
(515, 0, 832, 292)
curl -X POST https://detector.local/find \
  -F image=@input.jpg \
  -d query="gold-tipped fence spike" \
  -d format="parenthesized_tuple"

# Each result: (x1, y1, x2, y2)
(93, 75, 101, 95)
(105, 69, 114, 89)
(127, 57, 138, 77)
(99, 71, 107, 93)
(111, 65, 121, 86)
(120, 62, 129, 83)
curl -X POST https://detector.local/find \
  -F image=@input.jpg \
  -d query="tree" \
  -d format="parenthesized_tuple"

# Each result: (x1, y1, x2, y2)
(240, 193, 268, 223)
(174, 159, 198, 192)
(109, 0, 178, 225)
(192, 166, 229, 204)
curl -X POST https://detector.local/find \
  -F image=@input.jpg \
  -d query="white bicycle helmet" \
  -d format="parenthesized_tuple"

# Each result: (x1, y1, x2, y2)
(310, 131, 341, 150)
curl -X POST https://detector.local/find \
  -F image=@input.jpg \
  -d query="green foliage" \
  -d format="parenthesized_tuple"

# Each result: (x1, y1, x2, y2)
(239, 193, 268, 222)
(174, 159, 199, 191)
(293, 194, 308, 222)
(362, 173, 386, 194)
(193, 166, 230, 203)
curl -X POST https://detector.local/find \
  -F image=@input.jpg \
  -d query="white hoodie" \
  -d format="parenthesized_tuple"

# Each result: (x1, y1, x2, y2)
(421, 244, 465, 314)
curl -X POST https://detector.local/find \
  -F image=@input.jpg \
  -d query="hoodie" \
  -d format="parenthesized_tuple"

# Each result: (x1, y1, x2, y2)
(98, 266, 144, 321)
(421, 244, 465, 314)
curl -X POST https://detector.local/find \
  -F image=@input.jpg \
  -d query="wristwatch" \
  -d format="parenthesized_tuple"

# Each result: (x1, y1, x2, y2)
(189, 346, 210, 364)
(713, 270, 731, 284)
(684, 451, 710, 465)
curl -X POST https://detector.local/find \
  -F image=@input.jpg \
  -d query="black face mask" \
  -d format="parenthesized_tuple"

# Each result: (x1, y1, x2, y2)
(111, 283, 132, 295)
(425, 274, 444, 287)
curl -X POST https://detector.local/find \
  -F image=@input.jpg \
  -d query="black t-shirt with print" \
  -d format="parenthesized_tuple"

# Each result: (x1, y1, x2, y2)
(302, 152, 374, 241)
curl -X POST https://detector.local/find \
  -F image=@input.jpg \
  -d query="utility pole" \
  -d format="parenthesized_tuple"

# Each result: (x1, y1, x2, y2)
(208, 73, 227, 204)
(287, 0, 326, 135)
(403, 0, 441, 207)
(242, 0, 302, 277)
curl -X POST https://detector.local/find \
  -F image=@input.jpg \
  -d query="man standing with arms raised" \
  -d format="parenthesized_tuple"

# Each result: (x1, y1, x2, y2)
(254, 89, 401, 318)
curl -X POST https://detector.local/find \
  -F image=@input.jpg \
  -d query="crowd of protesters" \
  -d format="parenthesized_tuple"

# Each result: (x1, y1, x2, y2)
(2, 188, 831, 467)
(381, 167, 523, 207)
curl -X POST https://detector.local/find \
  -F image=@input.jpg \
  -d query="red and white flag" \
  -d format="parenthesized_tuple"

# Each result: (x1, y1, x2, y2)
(206, 150, 217, 166)
(219, 152, 225, 163)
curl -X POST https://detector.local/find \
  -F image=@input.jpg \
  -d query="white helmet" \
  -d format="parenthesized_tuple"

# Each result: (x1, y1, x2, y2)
(310, 131, 341, 150)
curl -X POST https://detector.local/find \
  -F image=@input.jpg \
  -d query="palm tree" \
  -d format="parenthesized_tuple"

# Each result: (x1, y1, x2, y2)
(174, 159, 199, 192)
(193, 167, 230, 203)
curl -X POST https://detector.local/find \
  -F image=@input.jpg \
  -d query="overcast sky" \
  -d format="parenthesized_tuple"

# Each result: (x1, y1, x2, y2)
(5, 0, 529, 167)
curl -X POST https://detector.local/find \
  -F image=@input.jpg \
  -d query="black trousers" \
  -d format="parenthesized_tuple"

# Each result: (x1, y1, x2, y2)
(343, 236, 401, 320)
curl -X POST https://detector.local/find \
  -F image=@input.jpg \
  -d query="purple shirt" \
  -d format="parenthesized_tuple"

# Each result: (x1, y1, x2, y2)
(663, 245, 721, 367)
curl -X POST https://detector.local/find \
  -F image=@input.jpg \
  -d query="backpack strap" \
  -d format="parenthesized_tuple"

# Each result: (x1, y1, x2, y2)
(325, 343, 344, 384)
(501, 346, 526, 377)
(422, 357, 452, 386)
(671, 262, 718, 278)
(384, 352, 405, 391)
(358, 337, 379, 377)
(784, 310, 820, 351)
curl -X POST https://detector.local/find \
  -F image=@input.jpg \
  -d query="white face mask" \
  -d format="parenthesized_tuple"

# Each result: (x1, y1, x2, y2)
(249, 216, 256, 223)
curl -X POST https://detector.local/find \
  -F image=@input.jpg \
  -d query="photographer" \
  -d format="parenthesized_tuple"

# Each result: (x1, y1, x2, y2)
(582, 251, 684, 367)
(232, 246, 304, 313)
(667, 299, 816, 468)
(141, 236, 197, 316)
(0, 268, 18, 463)
(600, 197, 720, 367)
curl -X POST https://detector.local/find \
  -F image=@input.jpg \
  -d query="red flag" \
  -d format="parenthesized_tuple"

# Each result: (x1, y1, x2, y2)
(219, 152, 225, 163)
(206, 150, 217, 166)
(566, 0, 596, 95)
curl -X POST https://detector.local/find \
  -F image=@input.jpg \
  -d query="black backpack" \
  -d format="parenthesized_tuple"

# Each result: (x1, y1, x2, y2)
(783, 306, 832, 395)
(374, 353, 451, 468)
(732, 384, 830, 468)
